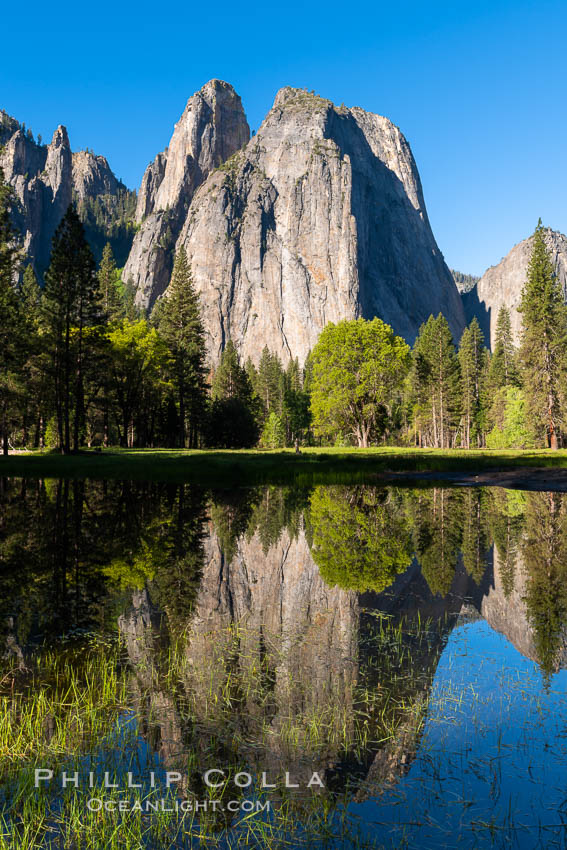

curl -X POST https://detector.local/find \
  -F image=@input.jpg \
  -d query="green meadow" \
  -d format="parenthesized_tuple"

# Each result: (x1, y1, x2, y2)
(2, 446, 567, 486)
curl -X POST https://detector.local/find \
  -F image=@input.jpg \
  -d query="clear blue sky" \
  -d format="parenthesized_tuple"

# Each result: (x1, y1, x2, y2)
(2, 0, 566, 275)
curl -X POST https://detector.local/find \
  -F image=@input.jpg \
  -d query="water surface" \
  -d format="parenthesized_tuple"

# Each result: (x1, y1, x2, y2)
(1, 479, 566, 848)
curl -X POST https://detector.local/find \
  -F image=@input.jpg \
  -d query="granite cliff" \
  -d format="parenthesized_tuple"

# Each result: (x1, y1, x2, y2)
(462, 228, 567, 348)
(0, 109, 135, 274)
(2, 83, 467, 362)
(126, 82, 465, 364)
(122, 79, 250, 302)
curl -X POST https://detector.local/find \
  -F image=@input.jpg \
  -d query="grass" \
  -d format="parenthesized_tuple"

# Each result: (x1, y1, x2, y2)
(3, 446, 567, 486)
(0, 616, 436, 849)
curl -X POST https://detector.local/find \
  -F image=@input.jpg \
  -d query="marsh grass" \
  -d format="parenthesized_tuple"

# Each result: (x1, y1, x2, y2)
(0, 616, 439, 849)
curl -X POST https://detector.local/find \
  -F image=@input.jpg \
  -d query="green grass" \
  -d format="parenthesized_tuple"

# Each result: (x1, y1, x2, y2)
(1, 616, 432, 849)
(2, 446, 567, 486)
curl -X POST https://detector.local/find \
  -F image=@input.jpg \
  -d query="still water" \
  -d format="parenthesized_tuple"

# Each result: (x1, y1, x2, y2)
(1, 479, 567, 848)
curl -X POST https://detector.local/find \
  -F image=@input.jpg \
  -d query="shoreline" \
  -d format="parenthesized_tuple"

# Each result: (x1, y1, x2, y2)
(3, 448, 567, 489)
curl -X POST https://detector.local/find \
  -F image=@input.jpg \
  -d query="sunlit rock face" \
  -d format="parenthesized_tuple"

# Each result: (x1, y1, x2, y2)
(184, 524, 359, 777)
(462, 229, 567, 348)
(123, 80, 250, 305)
(0, 112, 129, 278)
(127, 83, 464, 364)
(0, 125, 72, 278)
(71, 149, 121, 201)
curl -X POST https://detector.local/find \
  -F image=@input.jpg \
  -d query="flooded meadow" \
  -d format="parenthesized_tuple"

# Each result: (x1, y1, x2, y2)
(1, 478, 567, 848)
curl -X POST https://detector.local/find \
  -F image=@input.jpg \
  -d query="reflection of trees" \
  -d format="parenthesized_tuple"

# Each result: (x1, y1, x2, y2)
(522, 492, 567, 681)
(309, 486, 413, 592)
(0, 478, 207, 642)
(406, 489, 463, 597)
(209, 486, 311, 563)
(487, 489, 525, 598)
(461, 489, 492, 584)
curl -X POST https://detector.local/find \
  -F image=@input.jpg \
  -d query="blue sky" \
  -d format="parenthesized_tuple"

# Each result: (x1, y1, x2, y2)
(2, 0, 565, 275)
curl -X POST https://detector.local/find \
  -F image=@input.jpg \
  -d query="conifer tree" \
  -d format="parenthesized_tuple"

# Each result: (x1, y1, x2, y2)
(42, 205, 100, 453)
(97, 242, 123, 322)
(255, 346, 285, 417)
(0, 168, 22, 454)
(489, 306, 519, 390)
(411, 315, 461, 448)
(211, 340, 251, 402)
(17, 265, 45, 447)
(209, 340, 258, 447)
(459, 317, 487, 448)
(156, 247, 207, 447)
(519, 220, 567, 449)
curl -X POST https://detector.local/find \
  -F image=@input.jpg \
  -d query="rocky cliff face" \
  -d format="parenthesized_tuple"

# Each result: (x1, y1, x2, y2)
(462, 229, 567, 348)
(0, 125, 72, 277)
(72, 149, 120, 201)
(123, 79, 250, 300)
(0, 114, 132, 276)
(127, 83, 465, 363)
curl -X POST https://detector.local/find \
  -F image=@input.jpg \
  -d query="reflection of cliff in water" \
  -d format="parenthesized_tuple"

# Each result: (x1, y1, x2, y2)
(118, 520, 451, 799)
(4, 476, 567, 800)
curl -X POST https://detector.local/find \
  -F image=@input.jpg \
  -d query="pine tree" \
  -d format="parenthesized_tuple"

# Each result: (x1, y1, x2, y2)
(17, 264, 45, 447)
(489, 307, 519, 389)
(211, 339, 251, 402)
(42, 205, 101, 453)
(519, 220, 567, 449)
(209, 340, 258, 447)
(411, 315, 461, 448)
(156, 247, 207, 447)
(0, 168, 22, 454)
(255, 346, 285, 417)
(459, 317, 487, 448)
(97, 242, 123, 322)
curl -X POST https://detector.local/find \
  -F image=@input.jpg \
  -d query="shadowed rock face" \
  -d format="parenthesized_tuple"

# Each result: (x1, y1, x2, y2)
(126, 83, 464, 363)
(462, 229, 567, 348)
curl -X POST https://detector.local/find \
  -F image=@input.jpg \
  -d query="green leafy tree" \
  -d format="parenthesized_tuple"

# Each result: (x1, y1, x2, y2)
(310, 318, 411, 447)
(309, 486, 413, 592)
(260, 411, 286, 448)
(486, 386, 534, 448)
(488, 488, 525, 598)
(519, 220, 567, 448)
(106, 319, 168, 447)
(459, 318, 487, 448)
(154, 247, 208, 447)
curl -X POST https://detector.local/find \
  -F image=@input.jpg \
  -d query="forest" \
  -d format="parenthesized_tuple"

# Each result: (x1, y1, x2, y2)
(1, 161, 564, 454)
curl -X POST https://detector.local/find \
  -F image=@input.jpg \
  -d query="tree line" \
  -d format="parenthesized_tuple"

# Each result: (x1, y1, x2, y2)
(308, 219, 565, 450)
(0, 164, 563, 453)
